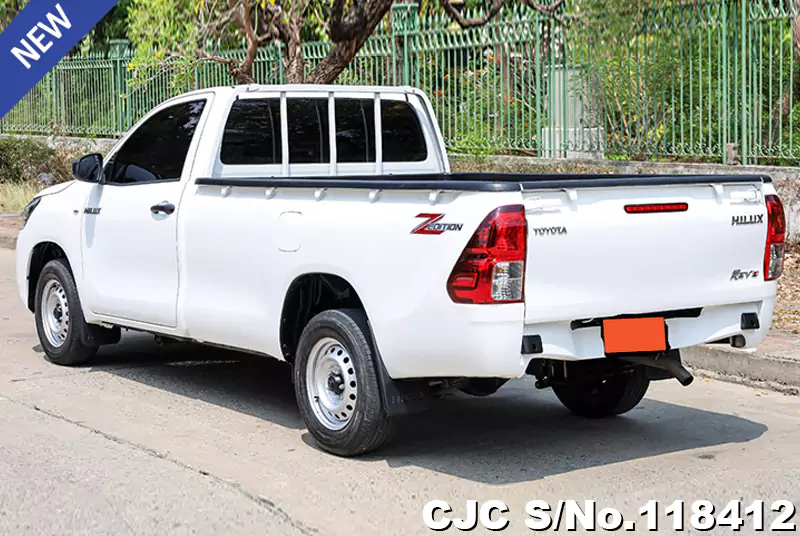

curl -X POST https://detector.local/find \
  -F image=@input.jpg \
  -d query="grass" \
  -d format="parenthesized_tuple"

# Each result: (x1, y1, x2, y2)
(0, 182, 42, 213)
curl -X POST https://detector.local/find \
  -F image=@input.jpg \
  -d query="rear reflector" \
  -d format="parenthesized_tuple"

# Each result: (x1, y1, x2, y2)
(625, 203, 688, 214)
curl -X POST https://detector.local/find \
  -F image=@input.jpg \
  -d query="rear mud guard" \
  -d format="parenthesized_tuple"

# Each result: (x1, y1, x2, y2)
(372, 354, 435, 416)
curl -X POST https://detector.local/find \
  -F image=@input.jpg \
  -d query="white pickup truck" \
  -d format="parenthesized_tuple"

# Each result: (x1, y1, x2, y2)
(16, 85, 785, 456)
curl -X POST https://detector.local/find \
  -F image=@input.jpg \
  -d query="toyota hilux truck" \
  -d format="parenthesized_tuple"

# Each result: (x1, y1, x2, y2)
(16, 85, 786, 456)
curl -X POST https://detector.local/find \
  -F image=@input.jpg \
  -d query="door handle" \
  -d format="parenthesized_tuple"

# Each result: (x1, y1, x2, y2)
(150, 201, 175, 215)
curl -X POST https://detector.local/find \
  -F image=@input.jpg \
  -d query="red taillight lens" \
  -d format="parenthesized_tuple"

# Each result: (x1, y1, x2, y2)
(765, 194, 786, 281)
(447, 205, 527, 304)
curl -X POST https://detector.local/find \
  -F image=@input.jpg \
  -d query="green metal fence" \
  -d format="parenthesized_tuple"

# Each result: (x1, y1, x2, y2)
(3, 1, 800, 165)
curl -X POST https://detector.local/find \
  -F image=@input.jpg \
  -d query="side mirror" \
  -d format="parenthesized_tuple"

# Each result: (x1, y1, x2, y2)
(72, 153, 103, 183)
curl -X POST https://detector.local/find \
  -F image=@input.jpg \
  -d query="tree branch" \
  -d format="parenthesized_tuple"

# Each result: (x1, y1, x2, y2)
(521, 0, 565, 16)
(194, 49, 237, 67)
(330, 0, 367, 42)
(440, 0, 507, 29)
(441, 0, 564, 29)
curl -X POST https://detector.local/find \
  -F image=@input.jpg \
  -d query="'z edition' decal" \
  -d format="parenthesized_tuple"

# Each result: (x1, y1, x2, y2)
(411, 214, 464, 235)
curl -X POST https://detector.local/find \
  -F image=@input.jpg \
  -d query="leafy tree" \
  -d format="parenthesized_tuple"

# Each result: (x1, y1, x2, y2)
(126, 0, 564, 87)
(85, 0, 134, 52)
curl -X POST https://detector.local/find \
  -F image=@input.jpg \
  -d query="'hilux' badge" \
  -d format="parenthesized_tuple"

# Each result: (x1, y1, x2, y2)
(732, 214, 763, 226)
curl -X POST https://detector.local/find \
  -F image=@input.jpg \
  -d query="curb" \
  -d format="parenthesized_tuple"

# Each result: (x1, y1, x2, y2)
(682, 344, 800, 395)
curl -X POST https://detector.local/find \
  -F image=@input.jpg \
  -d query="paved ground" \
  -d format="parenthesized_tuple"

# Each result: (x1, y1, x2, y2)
(2, 249, 800, 535)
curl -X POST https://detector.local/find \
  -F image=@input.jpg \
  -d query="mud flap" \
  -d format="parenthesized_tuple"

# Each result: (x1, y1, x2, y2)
(371, 352, 434, 417)
(82, 324, 121, 346)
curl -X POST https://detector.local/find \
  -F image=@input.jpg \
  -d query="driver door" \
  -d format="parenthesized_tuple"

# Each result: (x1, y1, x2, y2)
(80, 96, 210, 327)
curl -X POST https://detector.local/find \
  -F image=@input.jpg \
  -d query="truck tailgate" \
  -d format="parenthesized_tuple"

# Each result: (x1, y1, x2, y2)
(522, 181, 769, 324)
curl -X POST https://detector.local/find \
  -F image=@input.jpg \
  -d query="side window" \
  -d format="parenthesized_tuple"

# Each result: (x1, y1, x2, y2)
(221, 99, 282, 165)
(381, 101, 427, 162)
(106, 100, 206, 184)
(287, 98, 330, 164)
(335, 99, 375, 163)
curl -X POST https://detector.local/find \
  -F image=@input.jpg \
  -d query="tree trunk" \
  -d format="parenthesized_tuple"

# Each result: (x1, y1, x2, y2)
(307, 42, 359, 84)
(231, 67, 257, 85)
(282, 5, 305, 83)
(284, 39, 305, 83)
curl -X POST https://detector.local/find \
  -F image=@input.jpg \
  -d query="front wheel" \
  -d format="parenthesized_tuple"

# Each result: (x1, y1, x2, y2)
(34, 259, 97, 366)
(551, 366, 650, 418)
(294, 309, 392, 456)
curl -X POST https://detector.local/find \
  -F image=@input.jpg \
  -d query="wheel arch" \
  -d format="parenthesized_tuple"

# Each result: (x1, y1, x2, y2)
(279, 272, 366, 364)
(27, 241, 74, 313)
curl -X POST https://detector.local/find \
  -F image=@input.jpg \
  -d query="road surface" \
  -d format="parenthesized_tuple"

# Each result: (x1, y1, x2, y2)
(1, 248, 799, 535)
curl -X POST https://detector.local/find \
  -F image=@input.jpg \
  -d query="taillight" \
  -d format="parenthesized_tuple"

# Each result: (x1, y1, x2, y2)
(764, 194, 786, 281)
(447, 205, 527, 303)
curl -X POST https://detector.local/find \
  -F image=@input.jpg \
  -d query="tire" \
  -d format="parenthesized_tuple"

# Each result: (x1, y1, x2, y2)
(552, 365, 650, 418)
(34, 259, 98, 366)
(294, 309, 392, 456)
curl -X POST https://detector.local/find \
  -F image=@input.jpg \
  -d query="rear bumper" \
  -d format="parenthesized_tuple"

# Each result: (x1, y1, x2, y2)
(379, 298, 775, 380)
(525, 299, 775, 361)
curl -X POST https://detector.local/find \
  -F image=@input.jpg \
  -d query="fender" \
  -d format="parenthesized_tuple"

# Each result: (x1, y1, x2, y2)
(280, 269, 433, 415)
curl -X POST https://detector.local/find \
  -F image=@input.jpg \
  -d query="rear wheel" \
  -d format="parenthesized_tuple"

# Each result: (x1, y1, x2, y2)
(552, 366, 649, 418)
(34, 259, 97, 366)
(294, 309, 392, 456)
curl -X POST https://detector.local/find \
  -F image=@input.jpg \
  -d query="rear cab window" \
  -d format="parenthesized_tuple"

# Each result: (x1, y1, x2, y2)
(216, 89, 440, 178)
(286, 97, 330, 177)
(221, 98, 282, 166)
(217, 92, 283, 178)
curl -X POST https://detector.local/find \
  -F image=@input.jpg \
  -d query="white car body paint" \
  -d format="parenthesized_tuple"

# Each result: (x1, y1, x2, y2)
(16, 85, 779, 380)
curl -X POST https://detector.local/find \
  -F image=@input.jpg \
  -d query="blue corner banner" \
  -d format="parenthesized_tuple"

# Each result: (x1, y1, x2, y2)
(0, 0, 120, 120)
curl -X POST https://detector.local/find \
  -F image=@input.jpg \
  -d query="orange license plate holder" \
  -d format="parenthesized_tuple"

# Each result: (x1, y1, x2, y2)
(602, 317, 667, 354)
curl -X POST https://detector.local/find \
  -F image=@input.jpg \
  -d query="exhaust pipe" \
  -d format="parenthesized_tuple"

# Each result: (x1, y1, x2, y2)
(619, 350, 694, 386)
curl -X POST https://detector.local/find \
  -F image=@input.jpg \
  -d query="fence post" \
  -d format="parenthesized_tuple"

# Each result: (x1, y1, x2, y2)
(739, 0, 748, 165)
(51, 67, 59, 136)
(108, 39, 130, 136)
(720, 0, 728, 164)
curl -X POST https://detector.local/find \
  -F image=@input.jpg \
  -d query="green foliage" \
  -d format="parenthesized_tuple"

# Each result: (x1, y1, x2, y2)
(0, 138, 75, 185)
(83, 0, 134, 52)
(125, 0, 335, 89)
(126, 0, 201, 90)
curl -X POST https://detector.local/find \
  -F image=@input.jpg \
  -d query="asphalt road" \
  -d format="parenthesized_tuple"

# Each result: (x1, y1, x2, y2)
(1, 248, 800, 535)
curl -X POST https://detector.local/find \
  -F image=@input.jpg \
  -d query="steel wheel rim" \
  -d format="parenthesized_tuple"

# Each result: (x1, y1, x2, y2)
(306, 337, 358, 431)
(40, 279, 69, 348)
